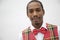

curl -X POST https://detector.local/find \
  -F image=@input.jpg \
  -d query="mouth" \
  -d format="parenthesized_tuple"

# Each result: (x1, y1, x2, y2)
(33, 19, 39, 22)
(32, 17, 40, 22)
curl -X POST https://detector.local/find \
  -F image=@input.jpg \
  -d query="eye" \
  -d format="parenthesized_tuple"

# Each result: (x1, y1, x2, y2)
(29, 9, 33, 13)
(36, 8, 41, 12)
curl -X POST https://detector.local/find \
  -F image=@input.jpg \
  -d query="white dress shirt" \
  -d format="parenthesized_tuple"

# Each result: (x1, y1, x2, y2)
(30, 21, 46, 40)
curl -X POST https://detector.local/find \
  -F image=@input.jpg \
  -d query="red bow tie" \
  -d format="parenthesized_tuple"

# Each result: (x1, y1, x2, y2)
(33, 27, 47, 35)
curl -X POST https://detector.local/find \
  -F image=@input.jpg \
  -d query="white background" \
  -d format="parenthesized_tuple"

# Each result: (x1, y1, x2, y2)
(0, 0, 60, 40)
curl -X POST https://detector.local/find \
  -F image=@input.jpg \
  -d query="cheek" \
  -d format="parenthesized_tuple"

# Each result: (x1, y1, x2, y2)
(28, 14, 32, 19)
(38, 14, 43, 17)
(38, 12, 44, 17)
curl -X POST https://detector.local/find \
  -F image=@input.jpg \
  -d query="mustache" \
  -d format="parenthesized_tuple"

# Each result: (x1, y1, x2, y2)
(31, 16, 42, 20)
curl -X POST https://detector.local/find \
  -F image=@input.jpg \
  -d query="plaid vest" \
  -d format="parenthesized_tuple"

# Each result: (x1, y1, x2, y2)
(22, 23, 59, 40)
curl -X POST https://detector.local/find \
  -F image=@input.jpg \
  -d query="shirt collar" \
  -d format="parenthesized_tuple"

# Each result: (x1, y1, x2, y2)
(30, 21, 47, 31)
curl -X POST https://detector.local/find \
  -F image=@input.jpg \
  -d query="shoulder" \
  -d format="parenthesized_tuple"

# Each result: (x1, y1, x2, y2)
(44, 23, 59, 40)
(46, 23, 58, 29)
(22, 27, 31, 34)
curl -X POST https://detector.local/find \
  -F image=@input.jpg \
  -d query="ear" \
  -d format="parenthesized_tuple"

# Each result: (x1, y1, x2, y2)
(27, 13, 29, 17)
(43, 9, 45, 16)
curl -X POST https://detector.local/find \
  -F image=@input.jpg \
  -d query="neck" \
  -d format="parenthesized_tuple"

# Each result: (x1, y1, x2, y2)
(32, 21, 43, 29)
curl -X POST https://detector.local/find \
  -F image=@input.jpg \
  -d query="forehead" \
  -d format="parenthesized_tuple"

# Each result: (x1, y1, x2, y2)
(28, 2, 42, 9)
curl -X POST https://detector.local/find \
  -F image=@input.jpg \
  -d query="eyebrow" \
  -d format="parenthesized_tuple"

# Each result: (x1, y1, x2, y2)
(29, 9, 33, 10)
(28, 7, 41, 10)
(36, 8, 41, 9)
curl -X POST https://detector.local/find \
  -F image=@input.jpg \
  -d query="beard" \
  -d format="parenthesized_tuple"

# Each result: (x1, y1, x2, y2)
(29, 15, 43, 29)
(31, 20, 43, 29)
(35, 22, 40, 26)
(30, 16, 43, 26)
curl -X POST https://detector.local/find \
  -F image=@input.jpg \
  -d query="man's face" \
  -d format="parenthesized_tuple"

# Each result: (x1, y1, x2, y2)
(27, 2, 44, 25)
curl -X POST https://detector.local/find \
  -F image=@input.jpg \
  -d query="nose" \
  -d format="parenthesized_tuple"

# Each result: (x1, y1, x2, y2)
(33, 11, 38, 17)
(33, 11, 37, 16)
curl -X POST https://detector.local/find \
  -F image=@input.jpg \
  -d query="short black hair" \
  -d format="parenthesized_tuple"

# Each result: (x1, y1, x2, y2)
(26, 0, 44, 14)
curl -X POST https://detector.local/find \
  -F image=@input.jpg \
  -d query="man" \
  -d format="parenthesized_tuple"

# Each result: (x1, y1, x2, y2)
(21, 0, 60, 40)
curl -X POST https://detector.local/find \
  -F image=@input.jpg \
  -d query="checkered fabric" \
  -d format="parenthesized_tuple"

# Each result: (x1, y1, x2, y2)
(22, 27, 36, 40)
(22, 23, 59, 40)
(44, 23, 59, 40)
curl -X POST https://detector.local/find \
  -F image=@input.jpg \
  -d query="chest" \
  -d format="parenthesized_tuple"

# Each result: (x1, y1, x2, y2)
(35, 33, 44, 40)
(22, 23, 59, 40)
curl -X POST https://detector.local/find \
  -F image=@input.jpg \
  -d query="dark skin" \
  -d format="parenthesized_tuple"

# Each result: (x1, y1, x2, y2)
(27, 2, 45, 29)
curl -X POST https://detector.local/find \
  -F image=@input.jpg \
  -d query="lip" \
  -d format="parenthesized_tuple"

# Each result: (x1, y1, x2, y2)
(33, 18, 39, 22)
(32, 17, 39, 19)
